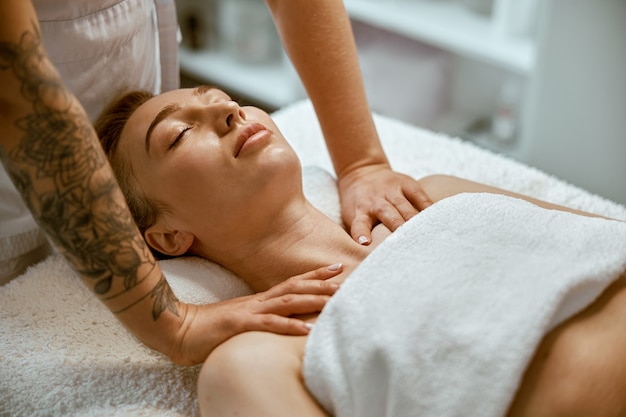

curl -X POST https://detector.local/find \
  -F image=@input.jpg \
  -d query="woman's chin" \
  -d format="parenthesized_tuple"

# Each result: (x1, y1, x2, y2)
(258, 144, 301, 174)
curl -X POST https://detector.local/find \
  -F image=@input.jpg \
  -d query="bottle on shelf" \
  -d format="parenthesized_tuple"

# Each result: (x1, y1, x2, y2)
(491, 77, 522, 144)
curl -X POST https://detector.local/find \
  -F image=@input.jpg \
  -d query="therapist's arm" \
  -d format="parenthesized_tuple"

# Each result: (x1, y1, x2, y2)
(0, 0, 339, 365)
(266, 0, 432, 244)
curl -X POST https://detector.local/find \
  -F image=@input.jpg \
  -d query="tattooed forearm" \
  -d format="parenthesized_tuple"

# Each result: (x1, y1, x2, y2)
(0, 22, 178, 319)
(112, 274, 179, 320)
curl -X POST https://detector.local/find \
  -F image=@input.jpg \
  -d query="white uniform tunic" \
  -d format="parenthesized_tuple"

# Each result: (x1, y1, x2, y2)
(0, 0, 179, 283)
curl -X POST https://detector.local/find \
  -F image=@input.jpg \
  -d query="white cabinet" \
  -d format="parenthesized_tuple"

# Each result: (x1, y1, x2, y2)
(520, 0, 626, 205)
(345, 0, 535, 145)
(178, 0, 626, 204)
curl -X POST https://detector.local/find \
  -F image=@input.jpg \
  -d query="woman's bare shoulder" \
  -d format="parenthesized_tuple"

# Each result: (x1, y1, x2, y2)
(417, 174, 609, 219)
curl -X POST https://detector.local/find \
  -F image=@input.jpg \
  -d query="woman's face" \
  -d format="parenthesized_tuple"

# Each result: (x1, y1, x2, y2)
(118, 86, 302, 253)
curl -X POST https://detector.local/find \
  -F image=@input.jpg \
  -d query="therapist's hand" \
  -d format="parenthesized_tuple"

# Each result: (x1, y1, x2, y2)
(338, 164, 432, 245)
(168, 264, 343, 366)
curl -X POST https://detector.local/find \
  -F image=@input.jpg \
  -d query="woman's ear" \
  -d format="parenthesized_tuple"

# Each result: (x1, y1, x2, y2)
(144, 224, 195, 257)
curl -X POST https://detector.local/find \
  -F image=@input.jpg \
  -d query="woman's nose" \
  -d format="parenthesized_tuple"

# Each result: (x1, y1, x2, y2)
(211, 100, 245, 137)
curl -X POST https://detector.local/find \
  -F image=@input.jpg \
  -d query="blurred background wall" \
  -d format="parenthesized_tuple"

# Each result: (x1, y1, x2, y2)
(174, 0, 626, 205)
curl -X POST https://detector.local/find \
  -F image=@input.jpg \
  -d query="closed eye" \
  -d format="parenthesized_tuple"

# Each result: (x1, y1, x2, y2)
(168, 126, 192, 150)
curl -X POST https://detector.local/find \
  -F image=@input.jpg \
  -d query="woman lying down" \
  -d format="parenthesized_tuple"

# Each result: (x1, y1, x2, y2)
(95, 86, 626, 417)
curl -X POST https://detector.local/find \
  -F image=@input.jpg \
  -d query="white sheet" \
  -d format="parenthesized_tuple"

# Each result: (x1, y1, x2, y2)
(1, 101, 626, 416)
(303, 192, 626, 417)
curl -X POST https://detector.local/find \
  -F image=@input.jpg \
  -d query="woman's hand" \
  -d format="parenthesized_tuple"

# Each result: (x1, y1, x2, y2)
(338, 164, 432, 245)
(168, 264, 343, 365)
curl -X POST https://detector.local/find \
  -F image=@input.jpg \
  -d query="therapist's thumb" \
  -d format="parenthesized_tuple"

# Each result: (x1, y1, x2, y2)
(350, 213, 373, 246)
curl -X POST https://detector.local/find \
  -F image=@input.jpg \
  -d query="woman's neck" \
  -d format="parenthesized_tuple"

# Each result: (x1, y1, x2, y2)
(198, 199, 372, 292)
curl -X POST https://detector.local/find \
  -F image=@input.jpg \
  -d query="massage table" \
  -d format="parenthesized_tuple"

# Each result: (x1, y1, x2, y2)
(2, 100, 626, 416)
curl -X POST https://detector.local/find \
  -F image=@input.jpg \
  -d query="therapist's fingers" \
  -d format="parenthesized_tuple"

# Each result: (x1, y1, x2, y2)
(402, 178, 433, 212)
(291, 263, 344, 281)
(358, 176, 432, 232)
(254, 293, 333, 317)
(383, 177, 432, 223)
(350, 196, 414, 243)
(349, 211, 377, 245)
(260, 264, 343, 300)
(351, 202, 411, 244)
(386, 192, 420, 223)
(242, 314, 316, 336)
(371, 199, 407, 232)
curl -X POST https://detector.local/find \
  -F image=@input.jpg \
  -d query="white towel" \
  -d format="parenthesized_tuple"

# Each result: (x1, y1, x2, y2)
(0, 254, 202, 416)
(303, 192, 626, 417)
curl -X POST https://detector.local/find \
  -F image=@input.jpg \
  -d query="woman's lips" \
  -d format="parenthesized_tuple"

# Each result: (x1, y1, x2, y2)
(234, 123, 271, 157)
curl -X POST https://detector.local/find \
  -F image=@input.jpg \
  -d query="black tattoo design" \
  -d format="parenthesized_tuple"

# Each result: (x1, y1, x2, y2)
(150, 276, 180, 320)
(0, 22, 178, 319)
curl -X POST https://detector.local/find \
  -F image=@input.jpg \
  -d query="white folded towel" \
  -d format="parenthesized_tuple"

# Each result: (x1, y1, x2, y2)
(304, 192, 626, 417)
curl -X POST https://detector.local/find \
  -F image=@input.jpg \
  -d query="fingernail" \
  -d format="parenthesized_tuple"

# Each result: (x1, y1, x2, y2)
(327, 263, 342, 271)
(358, 236, 370, 245)
(304, 323, 314, 331)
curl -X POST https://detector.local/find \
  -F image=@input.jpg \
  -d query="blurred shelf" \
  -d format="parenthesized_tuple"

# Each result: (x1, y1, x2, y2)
(178, 46, 305, 109)
(179, 0, 535, 109)
(433, 108, 523, 159)
(344, 0, 535, 75)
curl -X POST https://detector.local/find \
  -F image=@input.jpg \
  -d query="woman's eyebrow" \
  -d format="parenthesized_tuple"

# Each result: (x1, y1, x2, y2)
(144, 85, 217, 153)
(145, 103, 182, 154)
(194, 84, 215, 96)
